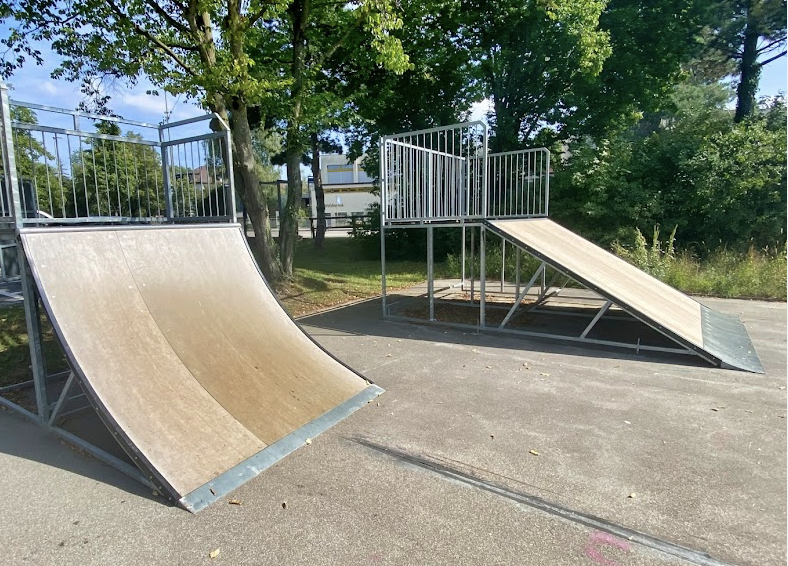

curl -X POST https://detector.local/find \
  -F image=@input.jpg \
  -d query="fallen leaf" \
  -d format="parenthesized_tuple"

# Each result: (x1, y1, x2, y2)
(228, 499, 241, 506)
(209, 548, 220, 559)
(385, 354, 392, 357)
(490, 435, 495, 439)
(628, 493, 636, 499)
(711, 408, 719, 412)
(281, 502, 288, 509)
(529, 449, 539, 456)
(485, 365, 492, 369)
(305, 438, 312, 445)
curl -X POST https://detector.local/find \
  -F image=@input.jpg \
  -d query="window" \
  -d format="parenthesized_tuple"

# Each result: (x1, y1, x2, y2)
(326, 164, 354, 184)
(357, 168, 374, 183)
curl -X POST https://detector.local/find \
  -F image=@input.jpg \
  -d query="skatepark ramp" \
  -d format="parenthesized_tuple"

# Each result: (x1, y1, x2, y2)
(485, 218, 763, 373)
(20, 224, 383, 511)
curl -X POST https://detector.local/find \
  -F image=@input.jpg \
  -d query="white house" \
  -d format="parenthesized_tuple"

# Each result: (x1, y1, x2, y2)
(308, 154, 376, 225)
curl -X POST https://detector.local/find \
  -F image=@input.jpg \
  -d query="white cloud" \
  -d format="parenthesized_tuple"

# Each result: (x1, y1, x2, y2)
(41, 81, 58, 95)
(119, 92, 169, 115)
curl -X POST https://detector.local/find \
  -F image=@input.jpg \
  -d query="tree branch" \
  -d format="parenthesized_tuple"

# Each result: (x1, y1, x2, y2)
(106, 0, 198, 76)
(761, 50, 787, 66)
(144, 0, 191, 34)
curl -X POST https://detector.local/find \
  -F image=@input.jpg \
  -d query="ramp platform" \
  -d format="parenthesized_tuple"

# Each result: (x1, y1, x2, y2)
(485, 218, 763, 373)
(20, 224, 383, 511)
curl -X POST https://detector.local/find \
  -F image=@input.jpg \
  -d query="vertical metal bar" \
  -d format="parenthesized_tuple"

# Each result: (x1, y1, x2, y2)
(0, 84, 22, 227)
(515, 248, 521, 297)
(544, 149, 550, 216)
(461, 224, 466, 285)
(481, 123, 488, 218)
(480, 223, 486, 328)
(427, 225, 434, 321)
(500, 238, 505, 292)
(224, 130, 236, 221)
(19, 254, 50, 422)
(470, 226, 475, 303)
(90, 135, 100, 215)
(380, 138, 388, 317)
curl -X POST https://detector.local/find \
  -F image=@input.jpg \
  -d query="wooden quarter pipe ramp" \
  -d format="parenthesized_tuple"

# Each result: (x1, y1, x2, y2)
(20, 224, 383, 512)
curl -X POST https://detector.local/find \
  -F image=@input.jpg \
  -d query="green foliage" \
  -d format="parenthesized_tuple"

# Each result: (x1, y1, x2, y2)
(553, 83, 787, 253)
(612, 225, 677, 279)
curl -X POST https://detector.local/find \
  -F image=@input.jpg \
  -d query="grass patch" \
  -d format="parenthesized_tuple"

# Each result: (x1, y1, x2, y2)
(0, 306, 68, 388)
(277, 238, 449, 317)
(663, 249, 787, 300)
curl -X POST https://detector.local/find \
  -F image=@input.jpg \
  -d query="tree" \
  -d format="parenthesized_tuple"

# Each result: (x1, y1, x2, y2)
(705, 0, 787, 121)
(467, 0, 611, 151)
(0, 0, 407, 282)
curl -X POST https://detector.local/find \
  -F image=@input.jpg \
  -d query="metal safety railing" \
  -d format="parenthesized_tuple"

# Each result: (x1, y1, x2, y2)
(487, 148, 549, 218)
(379, 122, 549, 225)
(0, 84, 235, 230)
(380, 122, 488, 224)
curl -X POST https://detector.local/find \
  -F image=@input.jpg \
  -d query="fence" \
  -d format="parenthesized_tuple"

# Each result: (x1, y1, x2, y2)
(379, 122, 549, 224)
(0, 84, 234, 231)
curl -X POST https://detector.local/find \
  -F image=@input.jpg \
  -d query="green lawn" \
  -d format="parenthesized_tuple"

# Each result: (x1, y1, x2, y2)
(277, 238, 446, 317)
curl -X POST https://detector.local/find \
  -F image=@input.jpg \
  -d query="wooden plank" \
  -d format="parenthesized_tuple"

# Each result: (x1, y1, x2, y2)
(115, 226, 367, 444)
(22, 230, 266, 496)
(488, 219, 704, 347)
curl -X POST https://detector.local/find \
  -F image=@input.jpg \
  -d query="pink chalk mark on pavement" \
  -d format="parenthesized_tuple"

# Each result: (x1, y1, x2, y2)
(584, 531, 631, 566)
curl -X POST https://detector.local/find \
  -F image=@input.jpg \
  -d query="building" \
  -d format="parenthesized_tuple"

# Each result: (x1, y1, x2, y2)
(309, 154, 376, 225)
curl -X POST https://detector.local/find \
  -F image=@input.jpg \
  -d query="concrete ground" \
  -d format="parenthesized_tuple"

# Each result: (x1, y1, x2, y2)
(0, 295, 785, 566)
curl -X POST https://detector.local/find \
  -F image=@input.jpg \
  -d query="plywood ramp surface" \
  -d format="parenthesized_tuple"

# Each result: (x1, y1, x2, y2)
(21, 225, 374, 506)
(487, 219, 704, 347)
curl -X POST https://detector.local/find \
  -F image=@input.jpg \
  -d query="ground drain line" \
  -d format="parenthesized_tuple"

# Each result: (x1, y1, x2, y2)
(351, 437, 741, 566)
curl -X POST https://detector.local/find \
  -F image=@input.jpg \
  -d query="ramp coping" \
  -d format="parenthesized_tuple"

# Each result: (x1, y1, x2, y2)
(180, 384, 384, 512)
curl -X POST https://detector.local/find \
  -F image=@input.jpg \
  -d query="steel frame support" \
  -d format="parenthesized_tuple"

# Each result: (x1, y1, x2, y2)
(427, 225, 435, 321)
(461, 224, 466, 286)
(580, 300, 612, 339)
(499, 262, 545, 329)
(381, 224, 387, 317)
(48, 372, 75, 426)
(480, 224, 486, 328)
(515, 248, 521, 296)
(500, 238, 505, 292)
(470, 227, 475, 303)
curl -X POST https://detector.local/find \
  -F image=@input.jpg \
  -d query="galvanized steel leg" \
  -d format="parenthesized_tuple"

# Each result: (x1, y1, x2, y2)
(19, 252, 49, 422)
(381, 224, 387, 317)
(500, 238, 505, 292)
(470, 227, 475, 304)
(461, 224, 466, 286)
(499, 262, 545, 329)
(580, 300, 612, 339)
(480, 224, 486, 328)
(515, 248, 521, 297)
(427, 225, 435, 321)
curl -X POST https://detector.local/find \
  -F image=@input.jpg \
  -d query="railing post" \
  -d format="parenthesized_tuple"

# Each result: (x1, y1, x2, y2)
(0, 84, 23, 228)
(544, 148, 550, 216)
(223, 129, 236, 223)
(379, 137, 388, 317)
(159, 128, 174, 221)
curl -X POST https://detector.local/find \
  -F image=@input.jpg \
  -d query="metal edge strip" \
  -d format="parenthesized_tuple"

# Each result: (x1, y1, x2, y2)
(179, 384, 385, 513)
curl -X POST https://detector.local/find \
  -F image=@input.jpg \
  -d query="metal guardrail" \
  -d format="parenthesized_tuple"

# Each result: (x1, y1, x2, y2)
(0, 84, 235, 230)
(379, 122, 549, 225)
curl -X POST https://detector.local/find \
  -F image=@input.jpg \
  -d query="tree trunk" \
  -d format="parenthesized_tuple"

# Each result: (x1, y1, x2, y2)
(280, 146, 302, 277)
(228, 104, 282, 282)
(735, 4, 761, 122)
(311, 133, 327, 248)
(280, 0, 310, 278)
